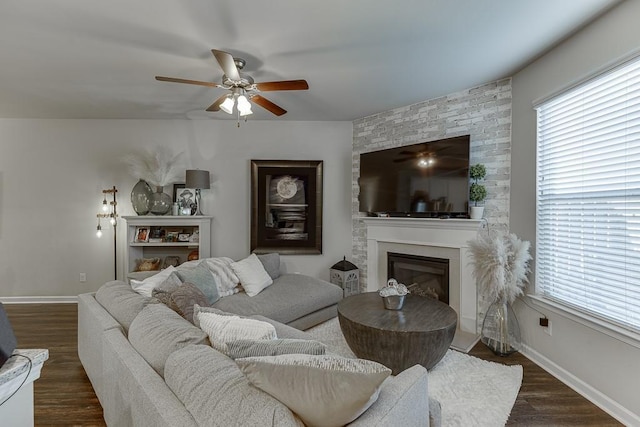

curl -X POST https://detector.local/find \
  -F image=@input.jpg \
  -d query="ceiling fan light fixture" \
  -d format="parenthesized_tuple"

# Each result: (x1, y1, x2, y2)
(220, 95, 235, 114)
(237, 95, 253, 116)
(417, 157, 435, 168)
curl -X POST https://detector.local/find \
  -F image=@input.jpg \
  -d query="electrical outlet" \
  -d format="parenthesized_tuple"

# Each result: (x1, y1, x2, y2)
(79, 273, 87, 283)
(543, 319, 552, 336)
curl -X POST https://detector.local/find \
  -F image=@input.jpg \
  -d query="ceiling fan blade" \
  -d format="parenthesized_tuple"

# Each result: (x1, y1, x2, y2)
(255, 80, 309, 91)
(155, 76, 222, 88)
(211, 49, 240, 81)
(251, 95, 287, 116)
(206, 94, 229, 112)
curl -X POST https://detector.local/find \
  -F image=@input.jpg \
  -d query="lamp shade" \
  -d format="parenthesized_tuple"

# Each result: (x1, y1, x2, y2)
(220, 96, 235, 114)
(185, 170, 210, 189)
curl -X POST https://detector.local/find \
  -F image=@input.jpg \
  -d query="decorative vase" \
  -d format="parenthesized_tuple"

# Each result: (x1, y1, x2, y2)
(470, 206, 484, 219)
(149, 186, 172, 215)
(130, 180, 153, 215)
(481, 297, 521, 356)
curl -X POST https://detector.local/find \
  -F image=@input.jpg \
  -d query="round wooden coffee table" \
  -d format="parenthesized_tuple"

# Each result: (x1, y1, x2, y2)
(337, 292, 457, 374)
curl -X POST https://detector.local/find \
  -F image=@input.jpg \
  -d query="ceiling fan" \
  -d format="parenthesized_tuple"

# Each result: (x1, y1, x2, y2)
(155, 49, 309, 124)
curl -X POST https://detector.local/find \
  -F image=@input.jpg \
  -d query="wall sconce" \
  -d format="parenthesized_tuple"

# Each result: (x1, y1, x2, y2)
(185, 170, 210, 216)
(96, 186, 118, 279)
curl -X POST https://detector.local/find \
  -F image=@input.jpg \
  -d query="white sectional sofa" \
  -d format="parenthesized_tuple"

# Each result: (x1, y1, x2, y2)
(77, 270, 431, 426)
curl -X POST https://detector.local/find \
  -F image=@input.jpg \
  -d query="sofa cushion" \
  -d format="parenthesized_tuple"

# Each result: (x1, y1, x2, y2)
(225, 339, 326, 360)
(164, 344, 303, 427)
(257, 253, 281, 280)
(231, 254, 273, 297)
(95, 280, 156, 332)
(236, 354, 391, 427)
(211, 274, 343, 324)
(128, 304, 209, 377)
(348, 364, 430, 427)
(176, 265, 220, 304)
(197, 311, 277, 354)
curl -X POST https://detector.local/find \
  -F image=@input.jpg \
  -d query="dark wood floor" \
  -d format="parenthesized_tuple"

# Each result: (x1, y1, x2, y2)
(469, 343, 621, 426)
(4, 304, 621, 426)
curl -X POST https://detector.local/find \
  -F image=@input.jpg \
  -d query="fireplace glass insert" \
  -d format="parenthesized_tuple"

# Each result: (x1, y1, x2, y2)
(387, 252, 449, 304)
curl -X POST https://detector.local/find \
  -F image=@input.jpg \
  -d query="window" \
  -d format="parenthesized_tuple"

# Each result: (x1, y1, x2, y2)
(535, 55, 640, 333)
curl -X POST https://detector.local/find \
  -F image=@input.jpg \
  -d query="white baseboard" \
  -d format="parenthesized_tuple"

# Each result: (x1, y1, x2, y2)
(520, 343, 640, 426)
(0, 296, 78, 304)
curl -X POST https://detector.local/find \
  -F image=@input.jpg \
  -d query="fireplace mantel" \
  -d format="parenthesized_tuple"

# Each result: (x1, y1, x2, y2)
(362, 217, 482, 337)
(362, 217, 482, 236)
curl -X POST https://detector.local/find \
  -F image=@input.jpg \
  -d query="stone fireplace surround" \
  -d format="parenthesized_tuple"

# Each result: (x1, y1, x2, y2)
(362, 217, 482, 343)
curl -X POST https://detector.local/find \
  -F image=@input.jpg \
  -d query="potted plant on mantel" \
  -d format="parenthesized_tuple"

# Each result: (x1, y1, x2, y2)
(469, 163, 487, 219)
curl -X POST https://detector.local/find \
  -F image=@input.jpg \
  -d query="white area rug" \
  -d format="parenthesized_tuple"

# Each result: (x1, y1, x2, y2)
(306, 318, 523, 427)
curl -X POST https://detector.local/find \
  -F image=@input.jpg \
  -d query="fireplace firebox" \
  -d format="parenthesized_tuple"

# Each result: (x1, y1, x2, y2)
(387, 252, 449, 304)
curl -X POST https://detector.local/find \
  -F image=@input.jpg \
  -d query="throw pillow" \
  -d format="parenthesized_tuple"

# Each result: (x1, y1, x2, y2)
(199, 257, 241, 297)
(151, 272, 183, 305)
(236, 354, 391, 427)
(226, 339, 326, 360)
(197, 311, 277, 354)
(257, 253, 281, 280)
(176, 265, 220, 305)
(130, 266, 177, 297)
(127, 270, 159, 282)
(169, 283, 210, 324)
(192, 305, 238, 328)
(231, 254, 273, 297)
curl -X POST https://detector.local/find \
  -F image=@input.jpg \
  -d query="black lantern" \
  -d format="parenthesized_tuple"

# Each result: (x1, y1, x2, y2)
(330, 256, 359, 297)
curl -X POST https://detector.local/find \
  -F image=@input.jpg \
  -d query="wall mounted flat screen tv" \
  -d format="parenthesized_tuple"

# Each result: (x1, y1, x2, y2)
(358, 135, 470, 217)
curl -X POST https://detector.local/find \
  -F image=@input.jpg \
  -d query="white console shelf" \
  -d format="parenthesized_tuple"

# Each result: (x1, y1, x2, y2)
(123, 216, 212, 274)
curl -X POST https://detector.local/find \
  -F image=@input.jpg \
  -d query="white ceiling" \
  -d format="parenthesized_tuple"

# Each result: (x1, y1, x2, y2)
(0, 0, 620, 122)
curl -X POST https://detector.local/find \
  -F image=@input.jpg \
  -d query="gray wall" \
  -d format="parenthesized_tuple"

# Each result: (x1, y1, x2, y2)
(511, 1, 640, 423)
(0, 119, 353, 298)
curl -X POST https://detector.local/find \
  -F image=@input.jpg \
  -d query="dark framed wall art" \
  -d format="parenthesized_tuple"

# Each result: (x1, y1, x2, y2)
(250, 160, 323, 254)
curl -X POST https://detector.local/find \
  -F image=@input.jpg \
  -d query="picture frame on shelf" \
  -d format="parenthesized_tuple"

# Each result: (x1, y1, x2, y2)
(134, 227, 150, 243)
(250, 160, 323, 255)
(164, 231, 179, 242)
(173, 183, 197, 215)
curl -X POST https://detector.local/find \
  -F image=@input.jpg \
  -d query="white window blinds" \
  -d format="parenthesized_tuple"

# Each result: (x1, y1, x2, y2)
(536, 55, 640, 333)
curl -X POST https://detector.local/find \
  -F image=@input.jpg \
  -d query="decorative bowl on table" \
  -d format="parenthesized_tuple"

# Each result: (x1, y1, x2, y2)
(379, 278, 409, 310)
(382, 294, 406, 310)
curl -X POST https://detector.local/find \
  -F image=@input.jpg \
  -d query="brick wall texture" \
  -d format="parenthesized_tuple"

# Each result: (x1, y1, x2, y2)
(351, 78, 512, 320)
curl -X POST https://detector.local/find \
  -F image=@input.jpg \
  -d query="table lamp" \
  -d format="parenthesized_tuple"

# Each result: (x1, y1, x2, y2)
(186, 169, 210, 215)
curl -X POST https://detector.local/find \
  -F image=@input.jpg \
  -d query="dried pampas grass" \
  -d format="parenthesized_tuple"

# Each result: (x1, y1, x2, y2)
(122, 147, 184, 187)
(468, 231, 532, 304)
